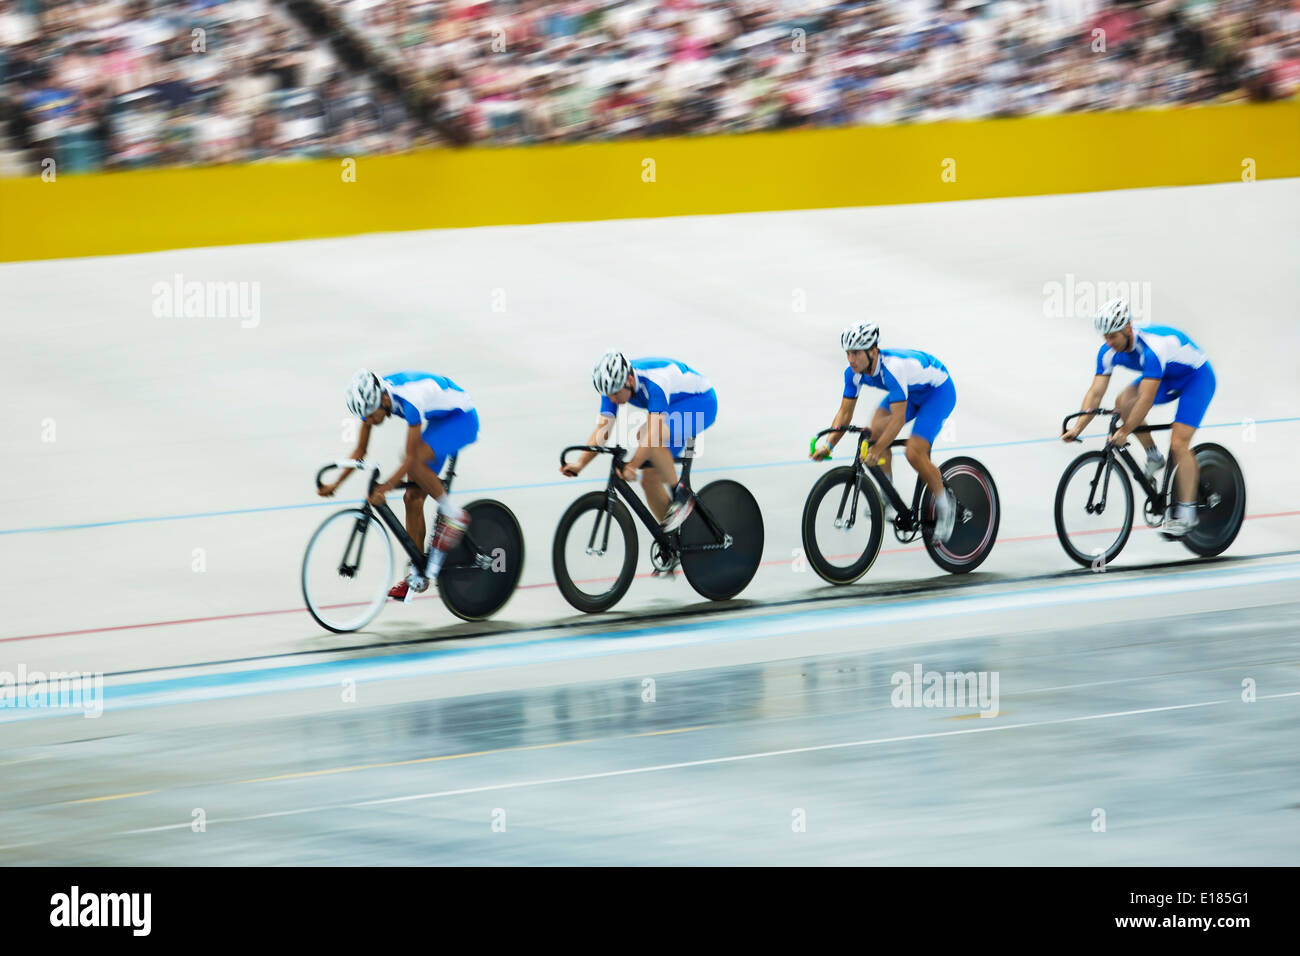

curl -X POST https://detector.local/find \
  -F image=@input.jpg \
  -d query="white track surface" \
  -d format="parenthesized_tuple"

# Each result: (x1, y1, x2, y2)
(1, 180, 1297, 864)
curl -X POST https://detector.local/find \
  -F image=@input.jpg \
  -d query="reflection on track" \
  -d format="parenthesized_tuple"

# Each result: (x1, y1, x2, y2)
(3, 600, 1297, 864)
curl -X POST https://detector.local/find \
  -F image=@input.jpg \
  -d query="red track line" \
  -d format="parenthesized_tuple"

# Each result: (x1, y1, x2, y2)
(5, 509, 1299, 645)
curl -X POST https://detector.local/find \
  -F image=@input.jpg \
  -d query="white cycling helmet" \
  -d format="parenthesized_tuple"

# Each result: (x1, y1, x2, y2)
(841, 322, 880, 351)
(1095, 298, 1131, 334)
(346, 368, 385, 419)
(592, 350, 633, 397)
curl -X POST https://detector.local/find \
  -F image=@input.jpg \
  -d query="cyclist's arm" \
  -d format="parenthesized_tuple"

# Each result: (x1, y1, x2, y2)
(826, 396, 857, 449)
(1065, 374, 1110, 437)
(329, 421, 373, 490)
(566, 415, 615, 473)
(863, 401, 907, 462)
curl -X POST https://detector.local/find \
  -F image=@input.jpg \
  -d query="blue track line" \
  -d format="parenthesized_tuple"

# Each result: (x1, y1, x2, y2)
(3, 415, 1295, 536)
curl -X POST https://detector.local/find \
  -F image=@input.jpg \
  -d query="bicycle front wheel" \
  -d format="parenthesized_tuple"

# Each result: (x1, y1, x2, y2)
(301, 508, 394, 633)
(1054, 451, 1134, 568)
(800, 466, 884, 584)
(552, 492, 638, 613)
(438, 499, 525, 621)
(679, 479, 764, 601)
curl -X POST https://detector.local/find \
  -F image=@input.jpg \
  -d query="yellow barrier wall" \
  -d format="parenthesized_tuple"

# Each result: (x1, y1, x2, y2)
(2, 101, 1296, 262)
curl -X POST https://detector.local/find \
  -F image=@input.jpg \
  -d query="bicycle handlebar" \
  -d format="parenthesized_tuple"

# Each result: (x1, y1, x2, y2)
(560, 444, 629, 470)
(810, 425, 911, 458)
(315, 459, 375, 490)
(1060, 408, 1165, 443)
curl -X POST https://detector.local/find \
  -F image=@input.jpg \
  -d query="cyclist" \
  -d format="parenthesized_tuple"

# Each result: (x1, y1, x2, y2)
(810, 323, 958, 543)
(1061, 298, 1215, 537)
(319, 369, 478, 598)
(561, 351, 718, 548)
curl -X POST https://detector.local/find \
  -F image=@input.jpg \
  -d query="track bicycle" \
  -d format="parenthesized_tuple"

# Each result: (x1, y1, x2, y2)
(801, 426, 1000, 583)
(302, 456, 524, 631)
(552, 439, 764, 612)
(1054, 408, 1245, 567)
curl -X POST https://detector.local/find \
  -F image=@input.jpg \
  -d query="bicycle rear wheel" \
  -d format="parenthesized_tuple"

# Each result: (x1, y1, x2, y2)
(1181, 443, 1246, 558)
(552, 491, 638, 613)
(1054, 450, 1134, 568)
(922, 456, 1001, 573)
(800, 466, 884, 584)
(301, 508, 393, 633)
(437, 499, 525, 621)
(679, 480, 764, 601)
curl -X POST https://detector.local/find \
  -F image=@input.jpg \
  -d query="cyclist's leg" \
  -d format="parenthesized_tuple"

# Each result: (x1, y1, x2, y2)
(417, 410, 479, 503)
(1114, 382, 1159, 454)
(653, 390, 717, 524)
(400, 471, 433, 551)
(905, 378, 955, 499)
(868, 399, 896, 480)
(640, 446, 676, 522)
(1170, 363, 1215, 509)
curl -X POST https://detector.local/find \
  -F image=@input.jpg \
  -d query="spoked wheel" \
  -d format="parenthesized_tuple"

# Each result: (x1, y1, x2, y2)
(800, 466, 884, 584)
(679, 480, 764, 601)
(1054, 450, 1134, 568)
(301, 508, 394, 633)
(437, 499, 525, 621)
(552, 491, 638, 613)
(921, 456, 1001, 573)
(1181, 443, 1246, 557)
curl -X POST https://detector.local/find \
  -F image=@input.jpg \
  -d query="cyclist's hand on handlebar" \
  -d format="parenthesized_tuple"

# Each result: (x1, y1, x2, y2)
(1061, 426, 1082, 442)
(367, 483, 393, 507)
(318, 480, 340, 498)
(560, 462, 581, 477)
(810, 437, 833, 461)
(619, 463, 639, 482)
(1108, 427, 1131, 447)
(859, 443, 886, 467)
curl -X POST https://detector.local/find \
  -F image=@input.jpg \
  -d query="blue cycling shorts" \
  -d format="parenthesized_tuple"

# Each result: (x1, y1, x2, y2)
(1150, 362, 1215, 428)
(420, 408, 480, 475)
(649, 389, 718, 460)
(877, 377, 956, 446)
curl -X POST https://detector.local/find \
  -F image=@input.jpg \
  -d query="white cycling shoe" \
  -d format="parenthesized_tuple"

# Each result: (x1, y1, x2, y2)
(1163, 512, 1198, 537)
(932, 490, 956, 544)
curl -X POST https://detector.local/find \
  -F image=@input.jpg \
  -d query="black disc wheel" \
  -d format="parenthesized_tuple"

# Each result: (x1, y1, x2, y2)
(1181, 443, 1246, 558)
(800, 466, 884, 584)
(678, 480, 764, 601)
(921, 457, 1001, 573)
(552, 492, 638, 613)
(437, 499, 525, 621)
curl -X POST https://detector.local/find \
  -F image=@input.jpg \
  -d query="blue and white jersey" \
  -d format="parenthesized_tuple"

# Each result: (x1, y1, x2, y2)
(843, 349, 950, 405)
(382, 371, 475, 425)
(1095, 326, 1207, 388)
(600, 357, 713, 417)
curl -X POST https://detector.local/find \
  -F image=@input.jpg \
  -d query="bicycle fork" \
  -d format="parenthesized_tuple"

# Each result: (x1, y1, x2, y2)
(585, 491, 617, 557)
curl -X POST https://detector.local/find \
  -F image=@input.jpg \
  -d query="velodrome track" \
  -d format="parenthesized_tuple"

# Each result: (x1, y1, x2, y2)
(1, 181, 1297, 864)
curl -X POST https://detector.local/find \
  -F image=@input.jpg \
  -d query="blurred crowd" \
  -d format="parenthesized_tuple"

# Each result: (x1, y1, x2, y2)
(0, 0, 419, 175)
(2, 0, 1297, 173)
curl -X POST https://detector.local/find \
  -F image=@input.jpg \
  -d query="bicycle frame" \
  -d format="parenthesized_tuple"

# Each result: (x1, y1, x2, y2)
(559, 442, 732, 555)
(1061, 409, 1173, 518)
(315, 456, 492, 575)
(813, 426, 945, 537)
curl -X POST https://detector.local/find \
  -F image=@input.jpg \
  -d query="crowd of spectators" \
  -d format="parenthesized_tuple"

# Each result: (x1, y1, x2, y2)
(2, 0, 1297, 173)
(0, 0, 419, 175)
